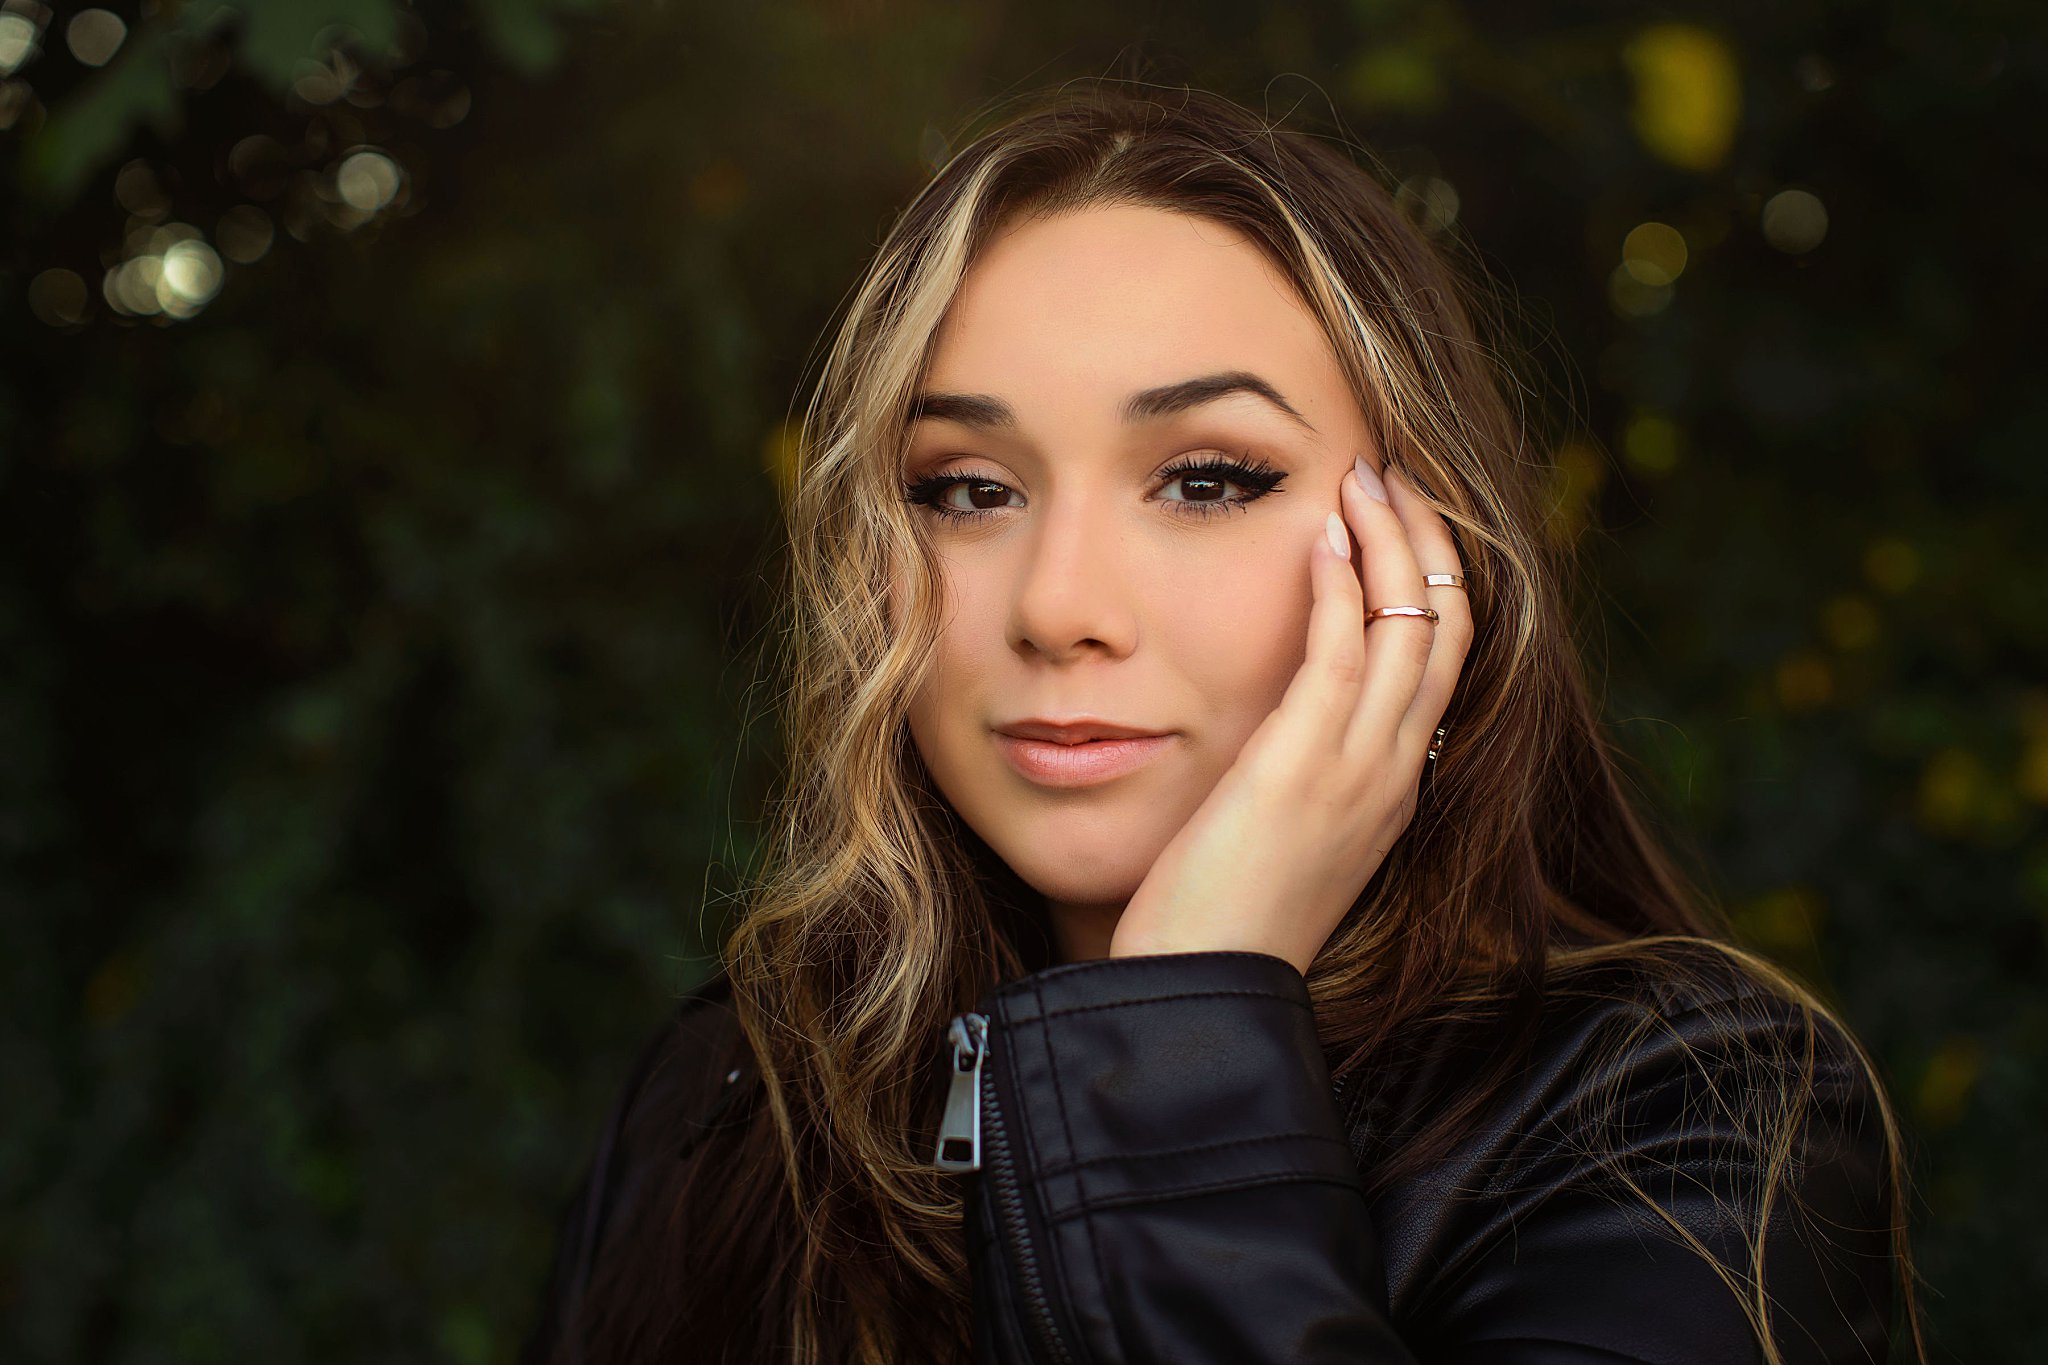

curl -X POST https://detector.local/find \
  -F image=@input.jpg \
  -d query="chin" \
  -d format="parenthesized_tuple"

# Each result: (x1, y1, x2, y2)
(986, 827, 1152, 908)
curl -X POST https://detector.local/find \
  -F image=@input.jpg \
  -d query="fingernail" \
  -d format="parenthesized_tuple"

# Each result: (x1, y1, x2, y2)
(1353, 453, 1389, 504)
(1325, 511, 1348, 558)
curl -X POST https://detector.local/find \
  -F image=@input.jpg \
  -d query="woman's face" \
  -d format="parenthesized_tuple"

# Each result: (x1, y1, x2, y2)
(898, 203, 1380, 961)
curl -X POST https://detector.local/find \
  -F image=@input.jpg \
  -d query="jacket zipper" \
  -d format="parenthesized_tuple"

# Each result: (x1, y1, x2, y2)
(934, 1013, 986, 1172)
(934, 1011, 1076, 1364)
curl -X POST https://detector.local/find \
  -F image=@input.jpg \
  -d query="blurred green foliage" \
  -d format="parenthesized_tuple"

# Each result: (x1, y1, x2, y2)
(0, 0, 2038, 1360)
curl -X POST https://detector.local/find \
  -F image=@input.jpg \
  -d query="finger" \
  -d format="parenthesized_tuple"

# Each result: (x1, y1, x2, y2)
(1383, 464, 1473, 755)
(1279, 506, 1369, 738)
(1337, 456, 1434, 755)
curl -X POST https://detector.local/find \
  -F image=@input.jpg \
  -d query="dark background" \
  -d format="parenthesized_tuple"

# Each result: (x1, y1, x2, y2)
(2, 1, 2038, 1360)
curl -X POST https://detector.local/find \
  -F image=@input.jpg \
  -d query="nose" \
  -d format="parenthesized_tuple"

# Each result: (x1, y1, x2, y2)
(1008, 488, 1138, 663)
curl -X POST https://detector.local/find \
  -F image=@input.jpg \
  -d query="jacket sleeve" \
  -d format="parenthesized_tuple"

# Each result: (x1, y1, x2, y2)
(958, 949, 1421, 1364)
(955, 950, 1900, 1365)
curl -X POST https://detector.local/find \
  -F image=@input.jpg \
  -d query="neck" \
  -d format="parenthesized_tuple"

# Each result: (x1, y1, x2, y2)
(1046, 898, 1124, 966)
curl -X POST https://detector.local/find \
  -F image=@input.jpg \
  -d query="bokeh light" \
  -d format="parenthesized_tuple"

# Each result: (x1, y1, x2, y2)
(1394, 174, 1459, 236)
(1733, 885, 1825, 956)
(1762, 188, 1829, 253)
(1621, 23, 1740, 171)
(1775, 649, 1835, 709)
(1622, 221, 1689, 285)
(160, 239, 224, 315)
(2019, 695, 2048, 805)
(100, 223, 224, 320)
(0, 76, 38, 131)
(293, 49, 360, 107)
(1346, 44, 1445, 113)
(1542, 437, 1607, 545)
(1918, 748, 1997, 838)
(65, 8, 124, 68)
(1862, 536, 1921, 592)
(1821, 594, 1881, 650)
(102, 254, 159, 316)
(0, 11, 41, 75)
(336, 148, 403, 213)
(1916, 1036, 1987, 1130)
(1622, 411, 1681, 473)
(27, 267, 88, 327)
(114, 159, 169, 219)
(1608, 262, 1673, 317)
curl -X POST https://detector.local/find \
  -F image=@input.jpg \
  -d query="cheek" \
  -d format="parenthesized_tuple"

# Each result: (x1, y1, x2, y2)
(1166, 540, 1311, 740)
(903, 563, 993, 750)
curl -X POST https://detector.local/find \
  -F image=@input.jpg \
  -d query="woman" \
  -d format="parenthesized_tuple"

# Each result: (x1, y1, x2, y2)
(519, 80, 1927, 1364)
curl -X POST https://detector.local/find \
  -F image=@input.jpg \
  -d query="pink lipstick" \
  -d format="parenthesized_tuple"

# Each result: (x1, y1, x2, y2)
(994, 732, 1174, 788)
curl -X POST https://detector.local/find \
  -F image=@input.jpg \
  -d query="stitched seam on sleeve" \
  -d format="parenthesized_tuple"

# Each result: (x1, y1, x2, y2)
(1040, 987, 1309, 1020)
(1039, 1131, 1351, 1176)
(1046, 1169, 1366, 1220)
(1022, 950, 1297, 986)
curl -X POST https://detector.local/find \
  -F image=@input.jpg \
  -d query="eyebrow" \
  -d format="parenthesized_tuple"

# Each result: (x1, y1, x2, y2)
(908, 370, 1316, 435)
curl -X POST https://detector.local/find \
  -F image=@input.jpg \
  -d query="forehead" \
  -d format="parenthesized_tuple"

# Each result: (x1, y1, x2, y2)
(921, 204, 1345, 420)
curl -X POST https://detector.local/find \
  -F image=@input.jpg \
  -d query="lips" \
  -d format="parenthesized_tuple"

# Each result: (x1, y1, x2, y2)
(994, 718, 1169, 744)
(993, 726, 1176, 788)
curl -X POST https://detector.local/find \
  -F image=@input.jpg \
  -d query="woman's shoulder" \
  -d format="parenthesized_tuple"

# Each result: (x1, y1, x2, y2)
(1389, 935, 1882, 1153)
(1542, 933, 1826, 1016)
(1531, 935, 1879, 1104)
(593, 966, 757, 1224)
(622, 966, 752, 1127)
(1364, 936, 1899, 1328)
(1365, 937, 1873, 1118)
(517, 967, 755, 1365)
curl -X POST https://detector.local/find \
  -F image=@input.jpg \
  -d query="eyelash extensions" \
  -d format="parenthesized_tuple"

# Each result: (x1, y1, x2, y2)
(900, 452, 1287, 524)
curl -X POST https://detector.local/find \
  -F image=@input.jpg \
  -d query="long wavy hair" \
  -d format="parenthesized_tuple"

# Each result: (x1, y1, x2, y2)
(565, 79, 1928, 1364)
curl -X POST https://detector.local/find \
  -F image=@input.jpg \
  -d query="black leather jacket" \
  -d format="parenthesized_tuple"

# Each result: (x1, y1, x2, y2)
(521, 945, 1900, 1363)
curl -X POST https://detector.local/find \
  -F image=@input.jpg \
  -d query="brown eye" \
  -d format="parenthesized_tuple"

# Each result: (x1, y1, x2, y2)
(1162, 469, 1232, 504)
(901, 470, 1020, 522)
(1155, 453, 1287, 519)
(949, 479, 1021, 513)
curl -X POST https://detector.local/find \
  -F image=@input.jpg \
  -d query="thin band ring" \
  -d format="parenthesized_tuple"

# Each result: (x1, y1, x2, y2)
(1424, 572, 1465, 588)
(1365, 604, 1439, 623)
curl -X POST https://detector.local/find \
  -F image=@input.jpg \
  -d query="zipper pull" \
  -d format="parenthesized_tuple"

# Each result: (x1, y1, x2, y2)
(932, 1011, 987, 1172)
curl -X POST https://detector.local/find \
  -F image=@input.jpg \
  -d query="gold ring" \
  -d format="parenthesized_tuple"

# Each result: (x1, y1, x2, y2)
(1426, 725, 1448, 763)
(1424, 573, 1465, 588)
(1365, 605, 1439, 623)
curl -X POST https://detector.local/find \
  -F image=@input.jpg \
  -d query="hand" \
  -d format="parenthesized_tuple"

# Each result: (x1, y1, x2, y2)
(1109, 454, 1473, 977)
